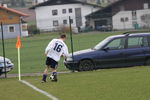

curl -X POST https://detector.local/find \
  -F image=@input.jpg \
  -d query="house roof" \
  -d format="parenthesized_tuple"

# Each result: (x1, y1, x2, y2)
(0, 6, 29, 17)
(30, 0, 102, 9)
(86, 0, 122, 18)
(98, 0, 123, 11)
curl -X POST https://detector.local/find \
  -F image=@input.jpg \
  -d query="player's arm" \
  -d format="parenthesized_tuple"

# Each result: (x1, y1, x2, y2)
(62, 45, 69, 58)
(45, 39, 55, 56)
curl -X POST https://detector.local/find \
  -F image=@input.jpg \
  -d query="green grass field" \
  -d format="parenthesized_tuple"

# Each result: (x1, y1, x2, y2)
(1, 66, 150, 100)
(1, 31, 150, 100)
(0, 31, 122, 74)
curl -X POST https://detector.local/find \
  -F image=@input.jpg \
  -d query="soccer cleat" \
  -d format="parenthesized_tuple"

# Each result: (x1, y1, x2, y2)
(42, 74, 47, 83)
(41, 79, 46, 83)
(53, 75, 58, 82)
(51, 78, 57, 82)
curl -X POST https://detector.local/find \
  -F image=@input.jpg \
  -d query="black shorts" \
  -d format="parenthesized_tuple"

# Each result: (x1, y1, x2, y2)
(46, 57, 58, 69)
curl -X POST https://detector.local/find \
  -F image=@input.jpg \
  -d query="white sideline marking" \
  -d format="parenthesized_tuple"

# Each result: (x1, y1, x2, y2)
(20, 80, 59, 100)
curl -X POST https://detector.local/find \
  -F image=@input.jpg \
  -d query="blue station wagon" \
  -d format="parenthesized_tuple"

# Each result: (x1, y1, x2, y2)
(64, 32, 150, 71)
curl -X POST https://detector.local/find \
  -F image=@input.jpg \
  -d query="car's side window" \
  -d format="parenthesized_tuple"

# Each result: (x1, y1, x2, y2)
(146, 36, 150, 46)
(127, 37, 148, 48)
(105, 38, 125, 50)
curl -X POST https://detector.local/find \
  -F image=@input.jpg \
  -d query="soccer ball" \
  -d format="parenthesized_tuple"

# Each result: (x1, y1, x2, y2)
(49, 74, 58, 82)
(50, 75, 54, 80)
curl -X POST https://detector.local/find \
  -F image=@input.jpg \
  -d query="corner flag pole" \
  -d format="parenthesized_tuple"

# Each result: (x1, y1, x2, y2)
(18, 47, 21, 80)
(16, 36, 21, 80)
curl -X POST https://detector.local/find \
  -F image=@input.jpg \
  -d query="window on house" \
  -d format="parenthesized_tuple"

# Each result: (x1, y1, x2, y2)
(132, 10, 137, 20)
(53, 20, 59, 26)
(120, 17, 128, 22)
(52, 10, 58, 15)
(62, 9, 66, 14)
(132, 11, 136, 16)
(63, 20, 67, 24)
(120, 18, 124, 22)
(125, 17, 128, 22)
(144, 3, 149, 9)
(69, 8, 72, 13)
(8, 26, 15, 32)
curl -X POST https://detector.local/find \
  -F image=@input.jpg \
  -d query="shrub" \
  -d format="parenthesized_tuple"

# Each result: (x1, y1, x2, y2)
(28, 25, 40, 35)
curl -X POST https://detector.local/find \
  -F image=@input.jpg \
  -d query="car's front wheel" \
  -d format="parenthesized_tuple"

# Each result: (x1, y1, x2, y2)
(145, 59, 150, 65)
(78, 60, 94, 71)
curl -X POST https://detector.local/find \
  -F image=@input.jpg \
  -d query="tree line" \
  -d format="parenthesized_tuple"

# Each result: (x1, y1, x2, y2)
(2, 0, 31, 7)
(11, 0, 26, 7)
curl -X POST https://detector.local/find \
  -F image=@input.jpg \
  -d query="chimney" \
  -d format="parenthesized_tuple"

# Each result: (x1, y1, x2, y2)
(0, 3, 8, 7)
(3, 4, 8, 8)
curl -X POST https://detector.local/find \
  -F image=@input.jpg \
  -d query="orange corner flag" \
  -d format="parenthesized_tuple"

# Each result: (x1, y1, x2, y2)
(16, 36, 21, 48)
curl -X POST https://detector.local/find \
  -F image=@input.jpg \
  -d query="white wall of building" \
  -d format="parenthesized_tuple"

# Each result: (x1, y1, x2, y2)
(137, 9, 150, 28)
(35, 3, 100, 32)
(112, 11, 133, 30)
(112, 9, 150, 30)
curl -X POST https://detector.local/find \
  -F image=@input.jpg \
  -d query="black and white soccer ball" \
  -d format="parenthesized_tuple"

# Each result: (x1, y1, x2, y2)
(50, 75, 54, 80)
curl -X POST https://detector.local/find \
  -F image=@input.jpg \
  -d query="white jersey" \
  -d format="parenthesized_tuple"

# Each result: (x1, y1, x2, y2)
(45, 38, 69, 62)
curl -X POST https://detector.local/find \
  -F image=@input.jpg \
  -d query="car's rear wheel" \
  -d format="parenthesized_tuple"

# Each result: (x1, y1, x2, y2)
(0, 69, 2, 76)
(145, 59, 150, 65)
(79, 60, 94, 71)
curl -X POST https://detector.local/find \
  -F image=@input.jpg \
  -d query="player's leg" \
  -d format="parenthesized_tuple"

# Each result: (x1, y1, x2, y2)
(49, 58, 58, 82)
(42, 57, 51, 83)
(42, 66, 49, 82)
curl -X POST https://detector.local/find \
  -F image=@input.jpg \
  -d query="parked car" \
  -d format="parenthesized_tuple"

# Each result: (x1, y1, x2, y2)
(96, 25, 112, 32)
(0, 56, 14, 75)
(64, 32, 150, 71)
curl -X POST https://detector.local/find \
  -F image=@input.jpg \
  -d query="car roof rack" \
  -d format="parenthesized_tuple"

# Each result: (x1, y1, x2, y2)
(122, 30, 150, 36)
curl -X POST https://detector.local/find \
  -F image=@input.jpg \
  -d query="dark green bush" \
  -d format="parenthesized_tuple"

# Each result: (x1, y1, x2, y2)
(28, 25, 40, 35)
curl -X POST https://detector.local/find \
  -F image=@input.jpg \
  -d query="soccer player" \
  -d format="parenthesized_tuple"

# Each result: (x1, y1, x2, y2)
(42, 34, 69, 82)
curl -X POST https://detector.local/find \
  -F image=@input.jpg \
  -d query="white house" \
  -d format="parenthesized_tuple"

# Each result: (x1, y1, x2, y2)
(30, 0, 101, 32)
(113, 9, 150, 30)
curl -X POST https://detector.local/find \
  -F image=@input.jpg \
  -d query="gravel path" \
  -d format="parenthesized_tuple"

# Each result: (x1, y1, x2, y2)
(0, 71, 72, 78)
